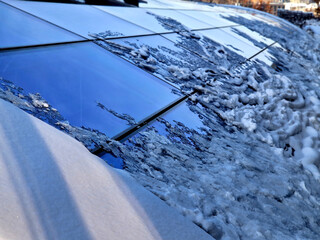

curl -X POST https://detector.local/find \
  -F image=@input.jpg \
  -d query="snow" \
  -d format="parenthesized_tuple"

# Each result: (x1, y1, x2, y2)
(93, 6, 320, 240)
(0, 99, 213, 240)
(1, 1, 320, 239)
(304, 19, 320, 38)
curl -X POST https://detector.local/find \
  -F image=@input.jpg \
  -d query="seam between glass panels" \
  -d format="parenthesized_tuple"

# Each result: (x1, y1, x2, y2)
(1, 1, 86, 40)
(92, 90, 196, 156)
(91, 39, 282, 155)
(0, 39, 91, 52)
(92, 5, 163, 35)
(93, 40, 182, 91)
(190, 28, 278, 62)
(92, 5, 241, 35)
(248, 41, 277, 60)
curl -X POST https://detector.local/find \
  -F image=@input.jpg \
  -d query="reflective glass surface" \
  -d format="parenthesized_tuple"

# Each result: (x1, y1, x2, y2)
(179, 10, 238, 28)
(223, 26, 274, 48)
(0, 42, 178, 137)
(129, 100, 209, 145)
(0, 2, 81, 48)
(163, 32, 246, 67)
(100, 153, 124, 169)
(156, 101, 206, 131)
(98, 34, 217, 88)
(223, 26, 275, 65)
(3, 0, 152, 39)
(198, 28, 261, 59)
(94, 7, 171, 33)
(148, 9, 212, 30)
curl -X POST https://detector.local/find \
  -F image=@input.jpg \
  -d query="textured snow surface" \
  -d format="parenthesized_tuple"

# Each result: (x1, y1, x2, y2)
(0, 99, 213, 240)
(304, 19, 320, 38)
(1, 2, 320, 240)
(97, 7, 320, 240)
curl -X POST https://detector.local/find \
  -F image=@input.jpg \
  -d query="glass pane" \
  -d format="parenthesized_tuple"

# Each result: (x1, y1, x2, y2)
(0, 2, 81, 48)
(178, 10, 238, 28)
(94, 7, 171, 33)
(100, 153, 124, 169)
(222, 26, 274, 65)
(140, 0, 195, 9)
(127, 100, 212, 147)
(156, 101, 206, 131)
(251, 43, 282, 66)
(97, 34, 217, 89)
(198, 28, 261, 59)
(163, 33, 246, 67)
(223, 26, 274, 48)
(0, 42, 179, 137)
(148, 9, 212, 30)
(3, 0, 152, 39)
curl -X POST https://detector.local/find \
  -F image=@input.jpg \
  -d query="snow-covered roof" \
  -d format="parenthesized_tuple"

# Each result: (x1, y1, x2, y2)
(1, 0, 320, 239)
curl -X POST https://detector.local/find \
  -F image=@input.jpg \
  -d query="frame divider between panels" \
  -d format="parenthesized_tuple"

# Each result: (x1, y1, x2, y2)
(0, 39, 91, 52)
(248, 41, 277, 60)
(91, 38, 282, 155)
(0, 24, 239, 52)
(92, 5, 163, 35)
(92, 90, 196, 156)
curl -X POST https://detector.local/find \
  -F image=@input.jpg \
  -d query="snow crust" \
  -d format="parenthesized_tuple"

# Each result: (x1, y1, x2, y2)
(0, 99, 212, 240)
(95, 8, 320, 240)
(1, 2, 320, 240)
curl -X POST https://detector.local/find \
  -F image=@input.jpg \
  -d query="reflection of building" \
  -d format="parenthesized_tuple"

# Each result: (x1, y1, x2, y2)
(284, 2, 318, 12)
(270, 2, 285, 15)
(236, 0, 285, 15)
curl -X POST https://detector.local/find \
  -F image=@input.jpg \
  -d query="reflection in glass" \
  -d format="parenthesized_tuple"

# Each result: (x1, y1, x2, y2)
(0, 2, 81, 48)
(179, 10, 237, 28)
(98, 34, 217, 89)
(0, 42, 178, 137)
(198, 28, 261, 59)
(3, 0, 151, 39)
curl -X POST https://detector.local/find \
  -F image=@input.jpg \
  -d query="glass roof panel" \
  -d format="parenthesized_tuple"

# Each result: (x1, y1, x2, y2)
(140, 0, 196, 9)
(0, 42, 178, 137)
(127, 100, 211, 147)
(147, 9, 212, 30)
(94, 6, 170, 33)
(3, 0, 152, 39)
(97, 34, 217, 89)
(0, 2, 81, 49)
(197, 27, 261, 59)
(223, 26, 274, 48)
(178, 10, 238, 28)
(156, 101, 206, 131)
(162, 32, 246, 67)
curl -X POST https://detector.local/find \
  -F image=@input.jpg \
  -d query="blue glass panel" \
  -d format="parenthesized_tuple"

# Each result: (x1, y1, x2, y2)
(156, 101, 206, 131)
(0, 42, 178, 137)
(96, 7, 212, 33)
(128, 100, 211, 147)
(0, 2, 81, 48)
(98, 34, 217, 89)
(198, 28, 261, 59)
(163, 33, 246, 67)
(3, 0, 152, 39)
(95, 7, 170, 33)
(178, 10, 237, 28)
(101, 153, 124, 169)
